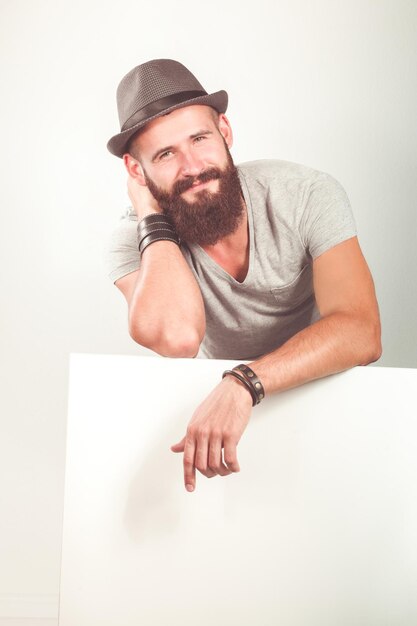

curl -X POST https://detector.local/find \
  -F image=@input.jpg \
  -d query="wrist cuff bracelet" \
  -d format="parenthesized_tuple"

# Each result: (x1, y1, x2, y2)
(140, 234, 180, 255)
(139, 228, 180, 252)
(138, 213, 174, 225)
(222, 369, 258, 406)
(222, 364, 265, 406)
(136, 214, 180, 256)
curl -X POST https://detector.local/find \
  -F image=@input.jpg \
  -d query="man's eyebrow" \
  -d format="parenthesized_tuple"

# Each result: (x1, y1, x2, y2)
(151, 145, 174, 162)
(190, 129, 213, 139)
(151, 129, 214, 162)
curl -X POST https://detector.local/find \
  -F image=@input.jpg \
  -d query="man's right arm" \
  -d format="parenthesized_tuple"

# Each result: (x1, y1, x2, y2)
(114, 179, 206, 358)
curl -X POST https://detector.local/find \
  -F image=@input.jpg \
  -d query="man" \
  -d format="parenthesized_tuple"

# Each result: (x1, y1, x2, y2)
(106, 59, 382, 493)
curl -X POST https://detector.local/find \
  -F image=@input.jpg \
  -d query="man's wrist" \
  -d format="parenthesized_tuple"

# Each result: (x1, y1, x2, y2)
(137, 214, 180, 256)
(222, 364, 265, 406)
(135, 206, 162, 220)
(221, 373, 254, 406)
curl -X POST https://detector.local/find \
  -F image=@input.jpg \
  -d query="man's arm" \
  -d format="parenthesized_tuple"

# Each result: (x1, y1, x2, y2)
(250, 236, 382, 393)
(171, 236, 382, 491)
(115, 177, 206, 357)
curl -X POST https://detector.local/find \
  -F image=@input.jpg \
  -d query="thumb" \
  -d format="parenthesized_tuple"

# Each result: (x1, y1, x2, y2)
(170, 436, 186, 453)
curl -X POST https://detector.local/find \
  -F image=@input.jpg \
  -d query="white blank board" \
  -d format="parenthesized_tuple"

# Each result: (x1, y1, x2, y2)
(60, 354, 417, 625)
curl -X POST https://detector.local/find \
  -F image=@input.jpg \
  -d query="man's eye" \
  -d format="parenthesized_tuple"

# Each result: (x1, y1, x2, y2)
(194, 136, 206, 142)
(159, 151, 172, 160)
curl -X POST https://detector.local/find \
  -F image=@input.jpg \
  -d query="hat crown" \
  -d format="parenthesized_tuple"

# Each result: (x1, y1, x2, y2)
(116, 59, 206, 129)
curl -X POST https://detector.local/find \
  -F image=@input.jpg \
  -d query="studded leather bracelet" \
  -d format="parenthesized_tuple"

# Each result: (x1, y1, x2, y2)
(222, 364, 265, 406)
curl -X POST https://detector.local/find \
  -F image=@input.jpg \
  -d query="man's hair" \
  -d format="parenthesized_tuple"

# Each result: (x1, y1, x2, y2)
(126, 130, 144, 163)
(126, 106, 221, 162)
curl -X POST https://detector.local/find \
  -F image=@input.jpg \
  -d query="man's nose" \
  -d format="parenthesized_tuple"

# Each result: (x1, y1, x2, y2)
(178, 149, 205, 177)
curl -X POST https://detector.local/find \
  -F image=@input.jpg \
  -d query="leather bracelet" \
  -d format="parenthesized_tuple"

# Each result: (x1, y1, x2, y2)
(137, 213, 175, 228)
(222, 369, 258, 406)
(233, 364, 265, 404)
(138, 223, 176, 243)
(137, 219, 175, 238)
(222, 364, 265, 406)
(140, 234, 180, 256)
(137, 214, 180, 254)
(139, 228, 180, 252)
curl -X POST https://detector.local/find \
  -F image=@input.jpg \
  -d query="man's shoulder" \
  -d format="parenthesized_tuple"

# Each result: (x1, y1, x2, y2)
(236, 158, 325, 185)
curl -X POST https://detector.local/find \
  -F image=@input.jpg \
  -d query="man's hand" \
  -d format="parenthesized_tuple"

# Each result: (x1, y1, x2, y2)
(171, 376, 253, 492)
(127, 175, 162, 221)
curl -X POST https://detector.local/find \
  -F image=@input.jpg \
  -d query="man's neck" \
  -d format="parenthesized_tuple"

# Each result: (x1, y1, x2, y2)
(201, 199, 250, 282)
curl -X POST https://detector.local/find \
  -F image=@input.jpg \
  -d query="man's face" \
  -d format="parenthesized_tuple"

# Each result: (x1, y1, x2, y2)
(132, 105, 244, 246)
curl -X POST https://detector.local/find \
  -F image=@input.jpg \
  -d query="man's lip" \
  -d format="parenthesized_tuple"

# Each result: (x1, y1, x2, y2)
(188, 179, 215, 190)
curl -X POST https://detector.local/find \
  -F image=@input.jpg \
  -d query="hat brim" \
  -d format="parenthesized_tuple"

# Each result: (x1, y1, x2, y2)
(107, 90, 228, 159)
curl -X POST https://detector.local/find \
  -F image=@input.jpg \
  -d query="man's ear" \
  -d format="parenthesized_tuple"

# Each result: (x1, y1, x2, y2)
(218, 114, 233, 150)
(123, 153, 147, 185)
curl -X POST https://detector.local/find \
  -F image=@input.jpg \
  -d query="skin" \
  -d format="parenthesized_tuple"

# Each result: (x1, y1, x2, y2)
(118, 104, 382, 492)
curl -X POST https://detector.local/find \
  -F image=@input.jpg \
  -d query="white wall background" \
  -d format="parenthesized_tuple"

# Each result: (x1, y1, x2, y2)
(0, 0, 416, 622)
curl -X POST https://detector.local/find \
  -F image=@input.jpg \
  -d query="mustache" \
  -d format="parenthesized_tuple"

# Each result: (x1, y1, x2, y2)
(172, 168, 222, 195)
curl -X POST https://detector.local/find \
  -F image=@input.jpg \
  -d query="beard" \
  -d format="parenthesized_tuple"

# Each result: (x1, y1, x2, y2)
(142, 144, 245, 246)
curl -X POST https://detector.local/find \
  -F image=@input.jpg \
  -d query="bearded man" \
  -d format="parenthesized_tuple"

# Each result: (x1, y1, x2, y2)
(106, 59, 382, 493)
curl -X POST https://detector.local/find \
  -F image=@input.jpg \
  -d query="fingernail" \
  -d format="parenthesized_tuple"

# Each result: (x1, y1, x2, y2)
(186, 484, 194, 492)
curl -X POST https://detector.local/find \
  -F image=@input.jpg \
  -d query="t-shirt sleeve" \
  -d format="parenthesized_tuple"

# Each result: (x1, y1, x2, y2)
(105, 207, 140, 283)
(299, 172, 358, 260)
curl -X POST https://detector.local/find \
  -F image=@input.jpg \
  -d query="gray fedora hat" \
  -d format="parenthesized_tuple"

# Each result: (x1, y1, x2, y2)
(107, 59, 228, 158)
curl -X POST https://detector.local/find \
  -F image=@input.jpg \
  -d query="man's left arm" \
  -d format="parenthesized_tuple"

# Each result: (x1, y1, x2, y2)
(171, 236, 382, 491)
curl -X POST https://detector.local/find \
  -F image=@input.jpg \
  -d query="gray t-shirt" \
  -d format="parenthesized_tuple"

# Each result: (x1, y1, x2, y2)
(106, 159, 357, 360)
